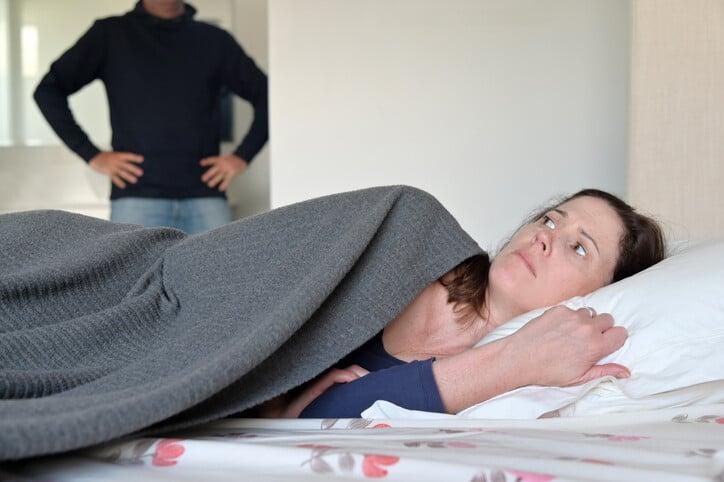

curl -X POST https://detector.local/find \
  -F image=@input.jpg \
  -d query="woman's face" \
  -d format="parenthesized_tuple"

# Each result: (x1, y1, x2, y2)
(489, 195, 625, 316)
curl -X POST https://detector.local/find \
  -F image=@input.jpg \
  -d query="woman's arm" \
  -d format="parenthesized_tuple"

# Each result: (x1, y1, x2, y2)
(433, 305, 630, 413)
(298, 359, 444, 418)
(266, 305, 629, 418)
(258, 365, 368, 418)
(431, 337, 521, 414)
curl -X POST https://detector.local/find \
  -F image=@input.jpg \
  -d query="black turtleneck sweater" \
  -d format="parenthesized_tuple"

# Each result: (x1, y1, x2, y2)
(33, 2, 268, 200)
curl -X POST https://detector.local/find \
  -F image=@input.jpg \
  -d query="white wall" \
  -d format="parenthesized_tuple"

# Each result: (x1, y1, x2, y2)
(269, 0, 630, 250)
(0, 0, 12, 144)
(13, 0, 121, 146)
(226, 0, 271, 218)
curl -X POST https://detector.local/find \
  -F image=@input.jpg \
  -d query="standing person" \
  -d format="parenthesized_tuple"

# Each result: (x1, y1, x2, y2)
(33, 0, 268, 233)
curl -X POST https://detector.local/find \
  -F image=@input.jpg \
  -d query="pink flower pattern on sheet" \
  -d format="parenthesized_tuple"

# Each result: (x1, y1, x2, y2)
(89, 438, 186, 468)
(362, 454, 400, 478)
(151, 439, 186, 467)
(299, 444, 400, 478)
(508, 470, 556, 482)
(36, 415, 724, 481)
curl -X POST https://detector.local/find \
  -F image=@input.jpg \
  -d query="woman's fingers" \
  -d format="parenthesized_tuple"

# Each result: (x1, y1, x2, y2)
(328, 365, 369, 384)
(282, 365, 370, 418)
(576, 307, 596, 318)
(575, 307, 615, 332)
(592, 313, 615, 332)
(344, 364, 370, 378)
(328, 368, 358, 384)
(512, 305, 630, 387)
(576, 310, 627, 355)
(588, 313, 627, 359)
(601, 325, 628, 352)
(606, 363, 631, 377)
(567, 363, 631, 386)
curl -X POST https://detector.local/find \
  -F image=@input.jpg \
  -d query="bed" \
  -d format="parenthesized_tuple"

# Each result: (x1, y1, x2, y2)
(2, 202, 723, 480)
(4, 403, 724, 481)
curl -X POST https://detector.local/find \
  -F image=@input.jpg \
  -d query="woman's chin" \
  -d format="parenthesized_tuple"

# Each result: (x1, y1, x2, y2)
(489, 264, 538, 310)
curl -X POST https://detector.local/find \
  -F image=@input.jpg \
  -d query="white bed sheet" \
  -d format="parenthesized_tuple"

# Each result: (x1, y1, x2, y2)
(6, 404, 724, 481)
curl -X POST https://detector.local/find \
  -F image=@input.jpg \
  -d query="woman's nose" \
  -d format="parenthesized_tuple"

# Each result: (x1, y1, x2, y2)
(534, 229, 552, 255)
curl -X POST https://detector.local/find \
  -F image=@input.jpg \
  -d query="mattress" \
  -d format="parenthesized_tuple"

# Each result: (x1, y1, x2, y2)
(4, 403, 724, 481)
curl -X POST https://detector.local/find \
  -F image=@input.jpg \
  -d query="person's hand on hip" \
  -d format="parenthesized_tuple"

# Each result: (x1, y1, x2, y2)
(89, 151, 144, 189)
(200, 153, 248, 192)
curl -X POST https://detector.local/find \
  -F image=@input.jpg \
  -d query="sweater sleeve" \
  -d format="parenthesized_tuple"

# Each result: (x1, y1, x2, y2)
(299, 359, 446, 418)
(33, 20, 106, 162)
(219, 32, 269, 164)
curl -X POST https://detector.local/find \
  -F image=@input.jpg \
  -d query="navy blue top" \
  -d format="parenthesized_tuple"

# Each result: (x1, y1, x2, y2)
(299, 332, 446, 418)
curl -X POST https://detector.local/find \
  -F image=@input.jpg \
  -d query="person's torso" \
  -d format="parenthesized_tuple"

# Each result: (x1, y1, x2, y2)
(97, 14, 230, 198)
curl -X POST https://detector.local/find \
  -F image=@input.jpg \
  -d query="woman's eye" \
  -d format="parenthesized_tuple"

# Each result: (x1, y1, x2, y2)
(574, 243, 588, 257)
(542, 215, 556, 230)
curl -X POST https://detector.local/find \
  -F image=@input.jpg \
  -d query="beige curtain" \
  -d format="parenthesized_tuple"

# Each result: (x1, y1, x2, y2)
(629, 0, 724, 245)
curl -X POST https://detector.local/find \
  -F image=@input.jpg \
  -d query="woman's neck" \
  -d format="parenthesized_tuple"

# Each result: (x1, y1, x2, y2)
(382, 281, 493, 361)
(482, 284, 526, 332)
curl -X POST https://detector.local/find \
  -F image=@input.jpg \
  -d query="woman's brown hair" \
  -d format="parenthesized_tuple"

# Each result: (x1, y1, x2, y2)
(439, 189, 667, 320)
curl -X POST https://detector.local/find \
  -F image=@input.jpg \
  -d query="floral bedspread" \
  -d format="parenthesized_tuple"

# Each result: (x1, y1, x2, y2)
(6, 404, 724, 481)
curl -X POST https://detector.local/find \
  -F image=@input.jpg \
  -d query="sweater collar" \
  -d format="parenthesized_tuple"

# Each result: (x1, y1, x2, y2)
(130, 1, 197, 27)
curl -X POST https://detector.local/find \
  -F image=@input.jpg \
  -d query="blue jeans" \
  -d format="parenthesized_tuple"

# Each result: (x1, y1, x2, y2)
(110, 197, 233, 234)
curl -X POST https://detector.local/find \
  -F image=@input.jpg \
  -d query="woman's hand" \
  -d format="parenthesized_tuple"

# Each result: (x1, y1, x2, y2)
(508, 305, 630, 387)
(432, 305, 629, 414)
(261, 365, 369, 418)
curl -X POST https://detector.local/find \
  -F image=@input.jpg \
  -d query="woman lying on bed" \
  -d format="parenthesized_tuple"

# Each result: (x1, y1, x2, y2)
(259, 189, 665, 419)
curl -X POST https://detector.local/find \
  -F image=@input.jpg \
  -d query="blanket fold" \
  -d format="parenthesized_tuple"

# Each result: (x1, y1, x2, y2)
(0, 185, 481, 460)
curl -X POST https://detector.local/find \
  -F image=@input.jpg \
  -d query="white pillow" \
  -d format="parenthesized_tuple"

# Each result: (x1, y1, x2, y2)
(362, 239, 724, 419)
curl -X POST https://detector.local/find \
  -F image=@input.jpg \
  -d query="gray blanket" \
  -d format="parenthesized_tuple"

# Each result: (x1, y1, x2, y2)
(0, 185, 481, 460)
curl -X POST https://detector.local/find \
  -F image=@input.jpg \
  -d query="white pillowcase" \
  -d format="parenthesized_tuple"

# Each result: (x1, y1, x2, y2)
(362, 239, 724, 420)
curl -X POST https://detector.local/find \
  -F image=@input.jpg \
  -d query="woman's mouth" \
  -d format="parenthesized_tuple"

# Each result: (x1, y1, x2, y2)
(515, 251, 537, 277)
